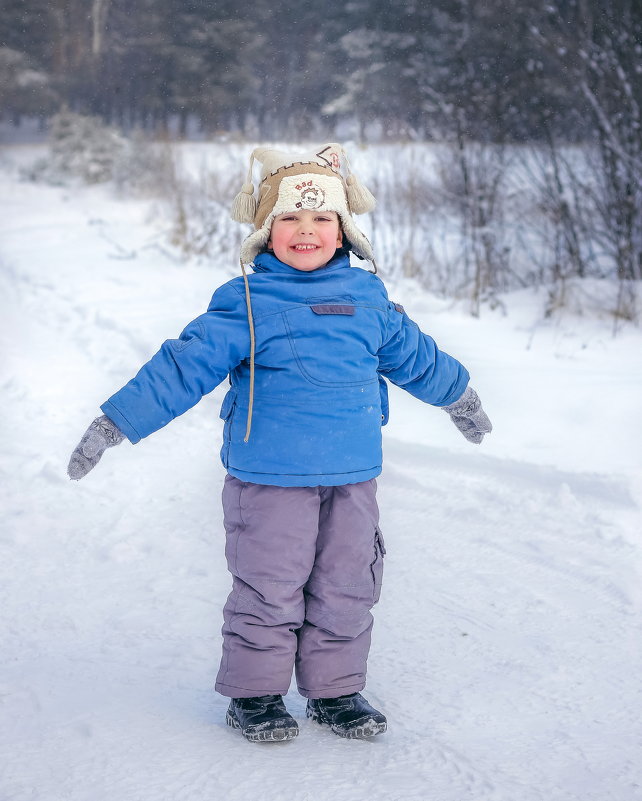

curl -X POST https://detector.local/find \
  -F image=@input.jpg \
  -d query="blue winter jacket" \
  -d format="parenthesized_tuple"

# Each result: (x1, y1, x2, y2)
(101, 252, 469, 486)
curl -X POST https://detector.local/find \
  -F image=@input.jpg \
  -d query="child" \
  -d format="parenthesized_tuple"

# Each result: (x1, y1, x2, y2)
(68, 143, 492, 743)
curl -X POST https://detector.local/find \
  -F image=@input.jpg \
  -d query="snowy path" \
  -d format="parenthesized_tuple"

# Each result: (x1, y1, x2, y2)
(1, 151, 641, 801)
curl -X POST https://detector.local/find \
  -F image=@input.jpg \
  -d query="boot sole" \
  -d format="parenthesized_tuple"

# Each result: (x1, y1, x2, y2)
(226, 710, 299, 742)
(306, 708, 387, 739)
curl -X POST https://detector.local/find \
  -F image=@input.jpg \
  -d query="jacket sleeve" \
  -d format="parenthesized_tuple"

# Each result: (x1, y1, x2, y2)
(377, 300, 469, 407)
(101, 282, 250, 443)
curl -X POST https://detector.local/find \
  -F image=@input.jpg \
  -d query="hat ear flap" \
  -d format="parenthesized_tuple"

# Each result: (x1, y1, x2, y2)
(346, 173, 376, 214)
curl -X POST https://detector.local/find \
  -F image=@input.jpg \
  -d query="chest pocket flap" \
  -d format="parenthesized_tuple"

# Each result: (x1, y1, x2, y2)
(310, 304, 355, 315)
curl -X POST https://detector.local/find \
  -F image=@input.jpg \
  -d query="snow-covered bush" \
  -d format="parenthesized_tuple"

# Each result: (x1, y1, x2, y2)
(353, 142, 639, 324)
(356, 145, 444, 285)
(111, 133, 179, 197)
(160, 152, 245, 261)
(25, 111, 127, 185)
(356, 143, 515, 313)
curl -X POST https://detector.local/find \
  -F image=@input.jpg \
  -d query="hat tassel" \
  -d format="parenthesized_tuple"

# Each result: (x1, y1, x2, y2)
(346, 173, 376, 214)
(339, 145, 376, 214)
(230, 153, 258, 224)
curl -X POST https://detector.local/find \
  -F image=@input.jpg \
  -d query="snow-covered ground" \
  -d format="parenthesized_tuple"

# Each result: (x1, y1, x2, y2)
(1, 146, 641, 801)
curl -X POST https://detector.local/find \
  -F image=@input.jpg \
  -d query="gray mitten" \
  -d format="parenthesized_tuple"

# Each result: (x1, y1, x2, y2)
(442, 386, 492, 444)
(67, 415, 125, 480)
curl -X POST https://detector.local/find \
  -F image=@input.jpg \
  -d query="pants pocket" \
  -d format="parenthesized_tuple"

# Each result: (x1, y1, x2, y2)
(371, 526, 386, 604)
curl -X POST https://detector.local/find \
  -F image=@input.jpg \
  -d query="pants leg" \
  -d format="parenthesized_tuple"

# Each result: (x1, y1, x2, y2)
(296, 478, 383, 699)
(215, 476, 320, 698)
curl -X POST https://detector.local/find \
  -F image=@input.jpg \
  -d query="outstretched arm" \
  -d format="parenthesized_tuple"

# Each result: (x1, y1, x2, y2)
(100, 282, 250, 443)
(377, 300, 491, 443)
(67, 282, 250, 478)
(377, 301, 469, 406)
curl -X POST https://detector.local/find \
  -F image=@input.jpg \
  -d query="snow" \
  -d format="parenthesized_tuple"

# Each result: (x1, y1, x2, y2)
(1, 146, 641, 801)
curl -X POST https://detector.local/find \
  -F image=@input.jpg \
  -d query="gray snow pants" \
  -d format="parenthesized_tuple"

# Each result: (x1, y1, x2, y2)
(215, 475, 385, 699)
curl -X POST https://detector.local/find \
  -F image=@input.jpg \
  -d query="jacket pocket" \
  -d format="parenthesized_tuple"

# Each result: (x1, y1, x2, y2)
(371, 526, 386, 604)
(378, 375, 389, 425)
(282, 303, 378, 387)
(219, 389, 237, 467)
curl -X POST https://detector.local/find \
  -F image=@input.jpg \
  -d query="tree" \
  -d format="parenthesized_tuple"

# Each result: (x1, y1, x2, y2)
(531, 0, 642, 288)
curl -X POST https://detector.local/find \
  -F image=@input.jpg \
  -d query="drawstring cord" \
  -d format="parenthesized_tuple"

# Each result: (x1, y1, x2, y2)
(240, 260, 256, 442)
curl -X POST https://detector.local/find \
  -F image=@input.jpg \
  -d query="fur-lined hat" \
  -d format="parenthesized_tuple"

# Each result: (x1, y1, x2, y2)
(230, 143, 376, 264)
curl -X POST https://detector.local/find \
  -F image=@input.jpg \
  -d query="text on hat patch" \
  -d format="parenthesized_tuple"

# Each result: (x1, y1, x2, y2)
(296, 184, 326, 210)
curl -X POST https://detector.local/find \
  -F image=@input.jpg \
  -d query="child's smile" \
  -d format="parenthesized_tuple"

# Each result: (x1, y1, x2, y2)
(268, 210, 343, 271)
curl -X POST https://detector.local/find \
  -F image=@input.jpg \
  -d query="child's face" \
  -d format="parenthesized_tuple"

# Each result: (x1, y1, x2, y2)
(267, 210, 343, 272)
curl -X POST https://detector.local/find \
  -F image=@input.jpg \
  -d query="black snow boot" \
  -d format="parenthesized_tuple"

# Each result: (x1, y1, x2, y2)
(306, 693, 387, 739)
(226, 695, 299, 742)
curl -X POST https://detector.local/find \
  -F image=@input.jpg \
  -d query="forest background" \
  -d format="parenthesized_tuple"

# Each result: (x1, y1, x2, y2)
(1, 0, 640, 318)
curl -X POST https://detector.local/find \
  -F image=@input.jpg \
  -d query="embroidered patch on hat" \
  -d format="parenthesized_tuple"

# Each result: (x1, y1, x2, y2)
(296, 182, 326, 210)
